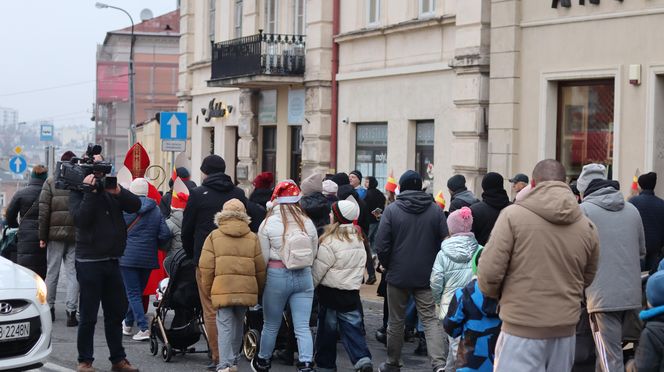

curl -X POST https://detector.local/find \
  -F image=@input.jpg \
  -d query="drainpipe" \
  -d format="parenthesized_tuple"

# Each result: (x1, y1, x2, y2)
(330, 0, 340, 172)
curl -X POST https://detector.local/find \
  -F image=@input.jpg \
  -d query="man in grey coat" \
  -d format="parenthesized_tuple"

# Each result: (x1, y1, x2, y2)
(376, 170, 448, 372)
(578, 163, 646, 372)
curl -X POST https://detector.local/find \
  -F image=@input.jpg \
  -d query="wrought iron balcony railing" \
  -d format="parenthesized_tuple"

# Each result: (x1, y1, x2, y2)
(211, 30, 306, 81)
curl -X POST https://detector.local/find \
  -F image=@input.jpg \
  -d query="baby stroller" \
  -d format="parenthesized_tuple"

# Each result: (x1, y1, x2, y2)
(149, 249, 210, 362)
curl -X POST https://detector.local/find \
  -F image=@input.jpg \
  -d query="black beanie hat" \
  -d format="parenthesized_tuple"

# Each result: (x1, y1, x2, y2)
(200, 155, 226, 175)
(331, 172, 350, 186)
(399, 170, 422, 192)
(638, 172, 657, 191)
(481, 172, 504, 191)
(447, 174, 467, 193)
(350, 170, 363, 181)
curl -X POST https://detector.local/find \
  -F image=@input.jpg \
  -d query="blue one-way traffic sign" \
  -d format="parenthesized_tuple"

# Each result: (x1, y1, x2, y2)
(160, 112, 187, 140)
(9, 156, 27, 174)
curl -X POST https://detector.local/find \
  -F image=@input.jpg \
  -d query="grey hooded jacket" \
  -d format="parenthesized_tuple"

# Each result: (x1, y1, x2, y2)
(581, 187, 646, 313)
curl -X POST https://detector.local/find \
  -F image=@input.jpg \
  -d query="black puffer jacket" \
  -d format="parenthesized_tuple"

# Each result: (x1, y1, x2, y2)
(364, 177, 386, 224)
(470, 188, 511, 246)
(69, 187, 141, 260)
(182, 172, 247, 265)
(300, 192, 330, 237)
(249, 188, 272, 209)
(629, 190, 664, 273)
(633, 314, 664, 371)
(375, 190, 448, 289)
(38, 177, 75, 243)
(6, 178, 47, 278)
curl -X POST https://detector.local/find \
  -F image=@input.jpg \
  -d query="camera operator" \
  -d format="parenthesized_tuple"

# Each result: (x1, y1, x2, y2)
(68, 153, 142, 372)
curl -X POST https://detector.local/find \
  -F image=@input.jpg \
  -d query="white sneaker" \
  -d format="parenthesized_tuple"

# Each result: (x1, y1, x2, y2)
(216, 368, 230, 372)
(122, 320, 132, 336)
(132, 329, 150, 341)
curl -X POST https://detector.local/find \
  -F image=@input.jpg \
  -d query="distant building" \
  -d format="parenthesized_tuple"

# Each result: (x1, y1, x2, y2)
(0, 107, 18, 127)
(95, 9, 180, 169)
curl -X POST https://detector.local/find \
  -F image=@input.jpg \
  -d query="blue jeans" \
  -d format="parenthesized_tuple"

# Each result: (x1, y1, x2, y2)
(258, 267, 314, 362)
(76, 260, 127, 364)
(216, 306, 246, 370)
(406, 296, 424, 332)
(315, 305, 372, 371)
(120, 266, 152, 331)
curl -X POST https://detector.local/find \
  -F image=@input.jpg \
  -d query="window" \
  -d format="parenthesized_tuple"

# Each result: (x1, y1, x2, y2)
(208, 0, 216, 41)
(234, 0, 243, 38)
(290, 126, 302, 184)
(262, 126, 277, 176)
(419, 0, 435, 17)
(265, 0, 277, 34)
(557, 80, 615, 181)
(367, 0, 380, 26)
(356, 123, 388, 189)
(416, 121, 435, 192)
(293, 0, 305, 35)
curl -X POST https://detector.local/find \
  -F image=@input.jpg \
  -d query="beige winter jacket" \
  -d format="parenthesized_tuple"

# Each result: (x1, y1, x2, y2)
(199, 209, 266, 308)
(312, 224, 367, 290)
(478, 181, 600, 339)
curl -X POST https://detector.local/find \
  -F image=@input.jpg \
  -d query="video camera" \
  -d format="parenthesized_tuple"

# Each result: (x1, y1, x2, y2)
(54, 144, 116, 192)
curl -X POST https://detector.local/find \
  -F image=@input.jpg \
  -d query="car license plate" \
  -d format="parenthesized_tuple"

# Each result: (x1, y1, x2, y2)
(0, 322, 30, 342)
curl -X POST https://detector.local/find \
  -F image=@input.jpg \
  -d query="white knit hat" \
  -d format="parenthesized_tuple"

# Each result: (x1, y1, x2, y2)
(576, 163, 606, 195)
(322, 179, 338, 196)
(333, 199, 360, 223)
(129, 178, 149, 197)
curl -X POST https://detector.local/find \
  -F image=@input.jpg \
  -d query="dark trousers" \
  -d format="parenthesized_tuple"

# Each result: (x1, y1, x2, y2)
(76, 260, 128, 364)
(315, 305, 372, 370)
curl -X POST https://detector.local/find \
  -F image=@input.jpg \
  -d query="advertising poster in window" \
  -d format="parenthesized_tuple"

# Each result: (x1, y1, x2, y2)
(288, 89, 305, 125)
(259, 90, 277, 125)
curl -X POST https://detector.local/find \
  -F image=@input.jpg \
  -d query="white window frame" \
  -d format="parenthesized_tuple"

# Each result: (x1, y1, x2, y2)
(366, 0, 380, 27)
(234, 0, 243, 38)
(209, 0, 216, 41)
(419, 0, 435, 18)
(265, 0, 278, 34)
(293, 0, 305, 35)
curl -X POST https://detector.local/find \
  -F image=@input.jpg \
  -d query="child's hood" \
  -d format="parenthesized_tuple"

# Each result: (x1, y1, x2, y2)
(214, 210, 251, 238)
(442, 233, 478, 264)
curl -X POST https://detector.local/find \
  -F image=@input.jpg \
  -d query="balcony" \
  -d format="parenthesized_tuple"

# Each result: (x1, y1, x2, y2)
(208, 31, 306, 88)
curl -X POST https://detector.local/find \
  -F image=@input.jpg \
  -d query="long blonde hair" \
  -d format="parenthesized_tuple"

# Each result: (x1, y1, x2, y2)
(262, 203, 307, 244)
(319, 222, 365, 246)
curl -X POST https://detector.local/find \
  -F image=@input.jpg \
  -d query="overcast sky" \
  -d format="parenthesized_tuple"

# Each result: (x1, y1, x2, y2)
(0, 1, 176, 127)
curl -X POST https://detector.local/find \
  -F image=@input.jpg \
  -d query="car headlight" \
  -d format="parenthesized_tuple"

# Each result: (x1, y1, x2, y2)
(34, 274, 47, 305)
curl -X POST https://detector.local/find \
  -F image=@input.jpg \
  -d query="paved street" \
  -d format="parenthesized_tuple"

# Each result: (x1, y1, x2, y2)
(34, 278, 430, 372)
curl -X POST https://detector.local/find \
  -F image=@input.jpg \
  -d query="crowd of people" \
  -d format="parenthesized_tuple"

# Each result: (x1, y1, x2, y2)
(2, 149, 664, 372)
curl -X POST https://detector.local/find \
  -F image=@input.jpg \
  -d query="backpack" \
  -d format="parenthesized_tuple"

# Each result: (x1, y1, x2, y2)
(279, 226, 314, 270)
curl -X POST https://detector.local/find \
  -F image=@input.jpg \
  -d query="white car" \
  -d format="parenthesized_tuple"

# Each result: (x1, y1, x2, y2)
(0, 256, 52, 370)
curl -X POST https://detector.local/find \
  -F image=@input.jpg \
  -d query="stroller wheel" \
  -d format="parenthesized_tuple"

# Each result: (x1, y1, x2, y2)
(150, 337, 158, 356)
(161, 344, 173, 362)
(243, 329, 260, 361)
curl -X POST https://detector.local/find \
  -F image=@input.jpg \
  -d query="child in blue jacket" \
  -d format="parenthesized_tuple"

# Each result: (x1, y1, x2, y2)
(443, 247, 501, 372)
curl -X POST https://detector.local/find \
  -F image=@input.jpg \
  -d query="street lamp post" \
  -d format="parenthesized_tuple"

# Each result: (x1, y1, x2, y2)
(96, 2, 136, 145)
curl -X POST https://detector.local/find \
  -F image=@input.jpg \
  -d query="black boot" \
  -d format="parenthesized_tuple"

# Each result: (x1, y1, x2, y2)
(50, 306, 55, 322)
(296, 361, 315, 372)
(251, 356, 271, 372)
(366, 274, 377, 285)
(375, 327, 387, 345)
(66, 311, 78, 327)
(414, 332, 427, 356)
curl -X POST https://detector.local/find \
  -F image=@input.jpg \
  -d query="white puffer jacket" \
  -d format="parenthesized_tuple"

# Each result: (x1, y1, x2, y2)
(312, 224, 367, 290)
(258, 204, 318, 265)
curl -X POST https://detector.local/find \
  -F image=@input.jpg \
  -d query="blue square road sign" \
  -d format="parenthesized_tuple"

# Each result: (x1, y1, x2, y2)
(160, 112, 188, 140)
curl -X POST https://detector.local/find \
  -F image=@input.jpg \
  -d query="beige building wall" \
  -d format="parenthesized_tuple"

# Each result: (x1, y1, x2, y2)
(490, 0, 664, 196)
(180, 0, 332, 190)
(337, 0, 490, 200)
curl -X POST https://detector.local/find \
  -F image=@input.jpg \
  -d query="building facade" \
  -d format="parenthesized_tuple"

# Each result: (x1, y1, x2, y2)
(180, 0, 332, 191)
(336, 0, 489, 195)
(491, 0, 664, 196)
(96, 10, 180, 169)
(0, 107, 18, 127)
